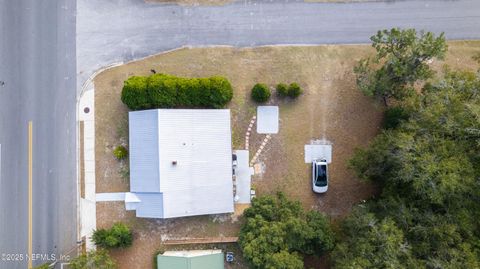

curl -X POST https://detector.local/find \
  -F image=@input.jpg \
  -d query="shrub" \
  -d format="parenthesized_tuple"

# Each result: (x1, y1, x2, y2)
(121, 76, 149, 110)
(113, 146, 128, 160)
(288, 83, 303, 98)
(276, 83, 289, 97)
(69, 250, 116, 269)
(147, 74, 178, 108)
(204, 76, 234, 108)
(383, 106, 409, 129)
(121, 74, 233, 110)
(251, 83, 271, 103)
(92, 223, 133, 249)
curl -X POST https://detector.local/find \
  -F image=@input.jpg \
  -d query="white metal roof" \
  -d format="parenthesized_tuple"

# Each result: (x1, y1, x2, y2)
(128, 109, 234, 218)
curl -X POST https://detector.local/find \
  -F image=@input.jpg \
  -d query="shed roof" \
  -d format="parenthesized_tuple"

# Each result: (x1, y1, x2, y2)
(157, 250, 224, 269)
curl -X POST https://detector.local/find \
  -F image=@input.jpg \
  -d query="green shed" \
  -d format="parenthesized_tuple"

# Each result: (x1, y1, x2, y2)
(157, 250, 224, 269)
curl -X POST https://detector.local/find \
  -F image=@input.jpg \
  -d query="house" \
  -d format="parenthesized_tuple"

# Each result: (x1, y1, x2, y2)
(125, 109, 234, 218)
(157, 250, 224, 269)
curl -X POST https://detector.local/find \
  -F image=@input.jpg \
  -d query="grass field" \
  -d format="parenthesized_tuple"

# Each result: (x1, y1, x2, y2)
(94, 41, 480, 269)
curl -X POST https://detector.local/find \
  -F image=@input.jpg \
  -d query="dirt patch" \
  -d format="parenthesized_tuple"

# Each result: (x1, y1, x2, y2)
(97, 202, 242, 268)
(93, 41, 480, 269)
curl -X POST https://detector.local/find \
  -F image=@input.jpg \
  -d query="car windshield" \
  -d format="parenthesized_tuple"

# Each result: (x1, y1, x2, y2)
(315, 164, 327, 187)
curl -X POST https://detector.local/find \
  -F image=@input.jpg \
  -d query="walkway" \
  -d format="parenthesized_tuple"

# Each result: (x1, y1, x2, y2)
(78, 85, 96, 250)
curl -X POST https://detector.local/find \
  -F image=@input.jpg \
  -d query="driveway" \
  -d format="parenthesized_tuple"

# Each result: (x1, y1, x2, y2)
(77, 0, 480, 90)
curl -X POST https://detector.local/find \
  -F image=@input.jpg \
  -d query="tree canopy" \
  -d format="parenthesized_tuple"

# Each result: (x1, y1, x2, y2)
(354, 28, 447, 105)
(239, 193, 335, 269)
(334, 68, 480, 268)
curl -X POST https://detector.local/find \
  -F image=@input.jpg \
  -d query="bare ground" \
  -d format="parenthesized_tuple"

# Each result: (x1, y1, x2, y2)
(93, 41, 480, 269)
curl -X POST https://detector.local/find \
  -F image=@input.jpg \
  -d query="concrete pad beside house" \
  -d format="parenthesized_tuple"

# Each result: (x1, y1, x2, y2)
(96, 192, 126, 202)
(233, 150, 253, 204)
(305, 144, 332, 163)
(257, 106, 279, 134)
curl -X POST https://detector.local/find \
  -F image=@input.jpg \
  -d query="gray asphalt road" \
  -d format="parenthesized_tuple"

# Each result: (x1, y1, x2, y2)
(0, 0, 479, 268)
(77, 0, 480, 89)
(0, 0, 77, 268)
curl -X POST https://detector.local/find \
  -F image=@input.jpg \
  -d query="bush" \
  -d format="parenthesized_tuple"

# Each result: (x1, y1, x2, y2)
(69, 250, 116, 269)
(251, 83, 271, 103)
(113, 146, 128, 160)
(288, 83, 303, 98)
(276, 83, 289, 97)
(121, 74, 233, 110)
(121, 76, 149, 110)
(383, 106, 409, 129)
(275, 83, 288, 97)
(92, 223, 133, 249)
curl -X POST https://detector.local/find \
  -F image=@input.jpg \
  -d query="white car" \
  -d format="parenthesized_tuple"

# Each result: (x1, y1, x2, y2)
(312, 159, 328, 193)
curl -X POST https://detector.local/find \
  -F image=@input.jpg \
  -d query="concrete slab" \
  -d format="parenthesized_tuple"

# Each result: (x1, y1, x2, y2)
(257, 106, 279, 134)
(305, 144, 332, 163)
(233, 150, 252, 204)
(96, 192, 126, 202)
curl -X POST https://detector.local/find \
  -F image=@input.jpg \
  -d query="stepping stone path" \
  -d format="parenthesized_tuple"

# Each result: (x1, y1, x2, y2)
(244, 114, 275, 166)
(250, 134, 272, 166)
(245, 116, 256, 150)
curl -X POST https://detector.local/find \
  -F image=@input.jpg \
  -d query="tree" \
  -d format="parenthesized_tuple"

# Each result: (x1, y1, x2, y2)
(354, 28, 447, 105)
(265, 250, 303, 269)
(239, 193, 335, 269)
(92, 222, 133, 249)
(69, 250, 116, 269)
(383, 106, 410, 129)
(337, 68, 480, 268)
(332, 209, 420, 269)
(251, 83, 271, 103)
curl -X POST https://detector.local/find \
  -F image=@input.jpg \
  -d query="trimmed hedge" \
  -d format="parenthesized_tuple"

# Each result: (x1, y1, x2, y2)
(121, 74, 233, 110)
(251, 83, 271, 103)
